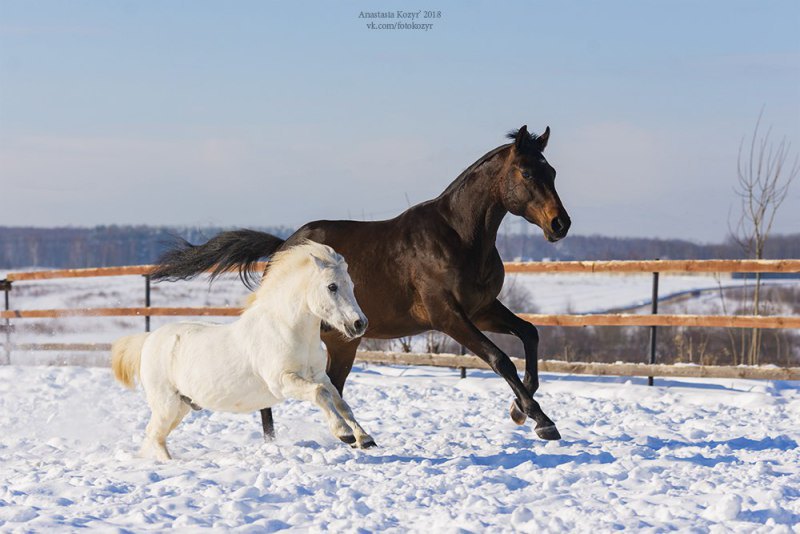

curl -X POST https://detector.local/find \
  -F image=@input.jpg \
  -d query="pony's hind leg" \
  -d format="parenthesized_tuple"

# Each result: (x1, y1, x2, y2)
(169, 402, 191, 433)
(141, 394, 184, 461)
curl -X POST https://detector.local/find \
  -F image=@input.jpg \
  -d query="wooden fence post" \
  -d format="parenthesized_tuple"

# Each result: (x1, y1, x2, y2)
(2, 280, 11, 365)
(144, 275, 151, 333)
(460, 344, 467, 379)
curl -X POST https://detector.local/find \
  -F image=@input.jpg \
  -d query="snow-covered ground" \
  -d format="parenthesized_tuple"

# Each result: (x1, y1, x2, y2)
(506, 272, 794, 314)
(1, 270, 798, 530)
(1, 364, 798, 532)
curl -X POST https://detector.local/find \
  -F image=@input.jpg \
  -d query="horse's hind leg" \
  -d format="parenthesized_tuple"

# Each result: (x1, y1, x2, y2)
(141, 394, 184, 461)
(260, 408, 275, 441)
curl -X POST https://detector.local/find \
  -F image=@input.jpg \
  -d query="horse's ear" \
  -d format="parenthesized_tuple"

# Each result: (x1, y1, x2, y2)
(514, 125, 529, 150)
(537, 126, 550, 151)
(310, 254, 328, 271)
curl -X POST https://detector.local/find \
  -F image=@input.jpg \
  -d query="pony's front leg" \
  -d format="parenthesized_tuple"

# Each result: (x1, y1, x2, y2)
(316, 374, 376, 448)
(280, 372, 366, 447)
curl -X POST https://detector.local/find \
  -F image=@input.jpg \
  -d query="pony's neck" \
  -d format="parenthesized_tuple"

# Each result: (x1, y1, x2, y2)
(434, 145, 510, 252)
(237, 274, 320, 350)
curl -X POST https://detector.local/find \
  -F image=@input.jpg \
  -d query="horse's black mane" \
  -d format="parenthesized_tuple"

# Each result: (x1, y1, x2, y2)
(506, 128, 542, 153)
(440, 128, 541, 198)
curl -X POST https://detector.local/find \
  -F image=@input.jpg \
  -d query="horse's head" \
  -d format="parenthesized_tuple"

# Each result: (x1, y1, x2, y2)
(306, 245, 368, 340)
(499, 125, 571, 242)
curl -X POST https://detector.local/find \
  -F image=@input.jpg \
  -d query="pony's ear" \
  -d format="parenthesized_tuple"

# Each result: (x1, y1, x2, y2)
(514, 125, 529, 150)
(310, 254, 329, 271)
(537, 126, 550, 151)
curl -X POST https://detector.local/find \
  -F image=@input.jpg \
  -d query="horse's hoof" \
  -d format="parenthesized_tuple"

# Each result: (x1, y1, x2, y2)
(510, 400, 527, 425)
(338, 434, 356, 445)
(535, 424, 561, 441)
(359, 437, 377, 449)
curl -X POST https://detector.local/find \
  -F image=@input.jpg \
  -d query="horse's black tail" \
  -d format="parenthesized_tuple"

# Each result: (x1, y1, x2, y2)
(150, 229, 286, 290)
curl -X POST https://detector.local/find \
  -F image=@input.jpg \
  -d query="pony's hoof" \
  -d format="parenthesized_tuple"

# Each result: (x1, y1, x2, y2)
(535, 424, 561, 441)
(359, 437, 377, 449)
(338, 434, 357, 445)
(510, 400, 527, 425)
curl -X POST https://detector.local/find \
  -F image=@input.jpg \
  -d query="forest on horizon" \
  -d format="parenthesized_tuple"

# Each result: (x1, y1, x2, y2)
(1, 225, 799, 270)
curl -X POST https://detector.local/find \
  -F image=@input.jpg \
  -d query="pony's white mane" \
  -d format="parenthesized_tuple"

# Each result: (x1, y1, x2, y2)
(250, 240, 344, 304)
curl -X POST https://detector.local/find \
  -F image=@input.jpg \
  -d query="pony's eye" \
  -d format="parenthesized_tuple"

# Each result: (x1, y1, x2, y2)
(328, 283, 338, 293)
(521, 171, 531, 179)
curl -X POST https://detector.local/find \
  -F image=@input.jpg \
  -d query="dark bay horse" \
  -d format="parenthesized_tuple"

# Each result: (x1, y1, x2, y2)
(152, 125, 571, 441)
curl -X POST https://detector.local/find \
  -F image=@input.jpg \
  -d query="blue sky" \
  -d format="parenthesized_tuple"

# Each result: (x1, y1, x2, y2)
(1, 1, 798, 241)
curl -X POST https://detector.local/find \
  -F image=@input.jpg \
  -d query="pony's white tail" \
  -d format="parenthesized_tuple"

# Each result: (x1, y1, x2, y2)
(111, 333, 148, 389)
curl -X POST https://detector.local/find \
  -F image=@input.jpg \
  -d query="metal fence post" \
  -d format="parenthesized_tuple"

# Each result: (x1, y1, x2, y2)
(144, 275, 151, 333)
(2, 280, 11, 365)
(648, 270, 660, 386)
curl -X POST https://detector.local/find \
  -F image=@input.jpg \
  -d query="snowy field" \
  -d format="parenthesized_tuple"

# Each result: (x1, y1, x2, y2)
(1, 364, 799, 532)
(1, 268, 798, 531)
(506, 272, 795, 314)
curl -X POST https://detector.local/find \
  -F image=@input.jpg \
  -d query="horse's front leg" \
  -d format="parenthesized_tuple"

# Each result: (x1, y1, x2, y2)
(427, 294, 560, 440)
(322, 334, 362, 396)
(476, 299, 541, 426)
(280, 372, 372, 448)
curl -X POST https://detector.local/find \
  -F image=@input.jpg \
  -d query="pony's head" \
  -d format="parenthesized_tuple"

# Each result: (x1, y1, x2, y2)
(298, 242, 368, 339)
(498, 125, 571, 242)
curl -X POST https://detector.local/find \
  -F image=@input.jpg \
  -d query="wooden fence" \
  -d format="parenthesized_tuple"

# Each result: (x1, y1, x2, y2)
(2, 260, 799, 380)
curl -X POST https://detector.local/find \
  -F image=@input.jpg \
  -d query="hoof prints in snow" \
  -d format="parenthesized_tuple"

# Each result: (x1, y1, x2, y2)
(0, 365, 799, 532)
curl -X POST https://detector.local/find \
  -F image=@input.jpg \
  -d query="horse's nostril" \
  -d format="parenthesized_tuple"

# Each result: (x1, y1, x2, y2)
(353, 319, 364, 332)
(551, 217, 563, 234)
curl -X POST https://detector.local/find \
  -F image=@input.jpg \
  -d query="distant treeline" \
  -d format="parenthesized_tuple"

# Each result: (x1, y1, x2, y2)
(0, 226, 293, 269)
(1, 225, 798, 269)
(497, 232, 800, 262)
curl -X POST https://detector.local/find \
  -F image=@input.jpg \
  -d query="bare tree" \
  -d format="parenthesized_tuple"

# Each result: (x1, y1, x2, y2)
(730, 110, 799, 365)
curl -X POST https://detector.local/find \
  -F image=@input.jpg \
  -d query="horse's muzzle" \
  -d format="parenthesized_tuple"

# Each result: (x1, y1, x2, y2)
(547, 214, 571, 242)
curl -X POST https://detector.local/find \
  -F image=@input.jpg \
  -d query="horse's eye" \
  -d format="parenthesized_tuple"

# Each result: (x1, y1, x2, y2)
(522, 171, 531, 179)
(328, 283, 338, 293)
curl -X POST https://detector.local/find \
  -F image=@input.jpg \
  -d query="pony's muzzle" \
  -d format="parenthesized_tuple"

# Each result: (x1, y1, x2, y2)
(347, 317, 368, 338)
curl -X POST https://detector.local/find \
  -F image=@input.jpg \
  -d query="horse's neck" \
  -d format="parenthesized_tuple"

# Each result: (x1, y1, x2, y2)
(434, 147, 509, 255)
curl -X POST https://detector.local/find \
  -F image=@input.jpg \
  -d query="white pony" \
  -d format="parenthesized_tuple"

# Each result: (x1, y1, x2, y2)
(112, 241, 374, 460)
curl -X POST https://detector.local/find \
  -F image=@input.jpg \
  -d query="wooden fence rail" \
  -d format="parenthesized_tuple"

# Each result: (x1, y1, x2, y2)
(3, 259, 799, 380)
(5, 258, 800, 281)
(0, 307, 240, 319)
(2, 307, 799, 329)
(355, 351, 800, 380)
(504, 259, 800, 274)
(10, 344, 800, 381)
